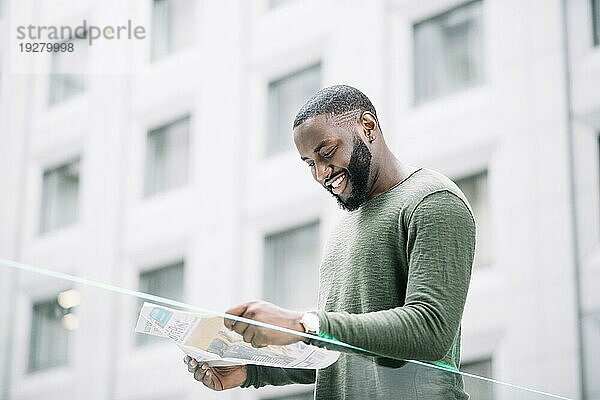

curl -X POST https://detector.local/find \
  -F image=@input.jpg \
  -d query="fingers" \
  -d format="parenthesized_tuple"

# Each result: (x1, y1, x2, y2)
(193, 364, 224, 391)
(243, 328, 255, 344)
(184, 356, 199, 374)
(222, 303, 270, 348)
(194, 365, 210, 387)
(251, 333, 268, 348)
(185, 357, 222, 390)
(187, 358, 198, 373)
(193, 365, 206, 381)
(229, 321, 249, 336)
(223, 317, 237, 331)
(241, 326, 268, 348)
(224, 303, 249, 330)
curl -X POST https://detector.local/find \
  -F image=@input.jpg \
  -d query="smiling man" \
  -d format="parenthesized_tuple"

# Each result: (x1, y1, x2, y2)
(184, 85, 476, 399)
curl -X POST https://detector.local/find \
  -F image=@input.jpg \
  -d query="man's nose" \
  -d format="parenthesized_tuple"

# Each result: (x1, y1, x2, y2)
(315, 164, 332, 184)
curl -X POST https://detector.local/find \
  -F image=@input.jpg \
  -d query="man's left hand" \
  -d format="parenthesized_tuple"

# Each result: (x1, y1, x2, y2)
(224, 301, 305, 348)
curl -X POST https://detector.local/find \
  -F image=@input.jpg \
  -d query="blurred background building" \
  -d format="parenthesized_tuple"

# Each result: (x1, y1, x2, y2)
(0, 0, 599, 399)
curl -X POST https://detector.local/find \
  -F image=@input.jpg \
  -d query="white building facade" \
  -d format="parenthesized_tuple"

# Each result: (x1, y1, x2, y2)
(0, 0, 599, 399)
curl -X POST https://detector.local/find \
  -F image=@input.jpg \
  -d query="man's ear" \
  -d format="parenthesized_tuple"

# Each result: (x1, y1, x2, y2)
(360, 111, 378, 132)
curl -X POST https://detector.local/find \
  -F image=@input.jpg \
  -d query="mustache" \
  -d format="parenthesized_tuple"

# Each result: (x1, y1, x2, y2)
(325, 170, 349, 195)
(337, 136, 372, 211)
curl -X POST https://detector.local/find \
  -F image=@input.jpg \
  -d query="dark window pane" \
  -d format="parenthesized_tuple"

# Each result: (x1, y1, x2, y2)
(40, 159, 80, 233)
(28, 298, 70, 372)
(48, 37, 87, 105)
(144, 115, 190, 197)
(583, 311, 600, 399)
(455, 170, 491, 268)
(137, 261, 185, 346)
(264, 222, 320, 311)
(268, 0, 300, 9)
(462, 358, 494, 400)
(413, 1, 483, 103)
(267, 64, 321, 156)
(593, 0, 600, 46)
(151, 0, 194, 60)
(262, 390, 314, 400)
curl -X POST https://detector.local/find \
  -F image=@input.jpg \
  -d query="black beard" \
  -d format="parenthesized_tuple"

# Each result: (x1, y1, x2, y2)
(327, 136, 372, 211)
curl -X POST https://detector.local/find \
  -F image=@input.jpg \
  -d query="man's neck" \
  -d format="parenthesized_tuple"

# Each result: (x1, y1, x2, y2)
(367, 150, 416, 200)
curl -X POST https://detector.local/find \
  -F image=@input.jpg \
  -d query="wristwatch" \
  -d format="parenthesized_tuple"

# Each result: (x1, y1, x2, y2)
(300, 311, 320, 341)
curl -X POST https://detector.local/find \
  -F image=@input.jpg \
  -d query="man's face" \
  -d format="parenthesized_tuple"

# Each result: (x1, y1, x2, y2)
(294, 115, 373, 211)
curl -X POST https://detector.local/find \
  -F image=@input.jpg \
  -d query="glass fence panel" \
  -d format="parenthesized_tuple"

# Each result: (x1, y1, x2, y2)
(0, 260, 575, 400)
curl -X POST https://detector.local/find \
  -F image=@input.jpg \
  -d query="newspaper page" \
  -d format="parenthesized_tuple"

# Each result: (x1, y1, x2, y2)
(135, 302, 340, 369)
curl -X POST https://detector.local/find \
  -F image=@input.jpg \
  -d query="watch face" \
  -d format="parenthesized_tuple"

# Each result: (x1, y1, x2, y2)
(303, 312, 319, 333)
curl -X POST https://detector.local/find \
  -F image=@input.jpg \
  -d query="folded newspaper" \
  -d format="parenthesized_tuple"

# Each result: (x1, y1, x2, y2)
(135, 302, 340, 369)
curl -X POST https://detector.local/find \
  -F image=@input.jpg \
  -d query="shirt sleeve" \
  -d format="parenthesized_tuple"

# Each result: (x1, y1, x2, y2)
(314, 190, 475, 361)
(241, 365, 316, 389)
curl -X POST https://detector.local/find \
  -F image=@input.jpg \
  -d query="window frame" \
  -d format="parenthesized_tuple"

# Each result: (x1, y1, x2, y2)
(260, 389, 316, 400)
(150, 0, 194, 61)
(263, 220, 320, 311)
(597, 134, 600, 236)
(28, 295, 72, 373)
(453, 169, 491, 269)
(593, 0, 600, 46)
(135, 260, 185, 346)
(266, 63, 321, 157)
(143, 114, 191, 198)
(267, 0, 299, 10)
(39, 158, 81, 234)
(47, 34, 88, 106)
(461, 357, 494, 399)
(582, 310, 600, 398)
(412, 0, 484, 105)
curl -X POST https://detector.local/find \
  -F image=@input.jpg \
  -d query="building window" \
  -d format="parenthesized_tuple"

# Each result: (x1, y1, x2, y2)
(462, 358, 493, 399)
(583, 311, 600, 399)
(264, 221, 320, 311)
(262, 391, 315, 400)
(413, 0, 484, 104)
(455, 171, 491, 268)
(137, 261, 184, 346)
(267, 64, 321, 156)
(40, 159, 80, 234)
(268, 0, 300, 9)
(593, 0, 600, 46)
(28, 293, 79, 372)
(144, 115, 190, 197)
(48, 38, 87, 106)
(151, 0, 194, 60)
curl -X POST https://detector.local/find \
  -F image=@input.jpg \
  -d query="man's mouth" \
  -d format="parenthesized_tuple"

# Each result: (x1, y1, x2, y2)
(326, 172, 348, 196)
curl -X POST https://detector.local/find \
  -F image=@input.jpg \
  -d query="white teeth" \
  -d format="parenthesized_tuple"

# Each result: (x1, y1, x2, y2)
(331, 174, 344, 188)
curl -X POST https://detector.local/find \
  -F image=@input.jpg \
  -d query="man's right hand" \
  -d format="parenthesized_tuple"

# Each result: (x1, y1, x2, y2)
(183, 355, 248, 391)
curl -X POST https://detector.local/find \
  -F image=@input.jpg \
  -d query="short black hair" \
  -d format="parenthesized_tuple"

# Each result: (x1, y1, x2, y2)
(293, 85, 378, 129)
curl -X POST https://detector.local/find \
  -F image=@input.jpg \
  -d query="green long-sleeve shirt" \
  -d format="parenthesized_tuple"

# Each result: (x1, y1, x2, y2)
(243, 168, 476, 399)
